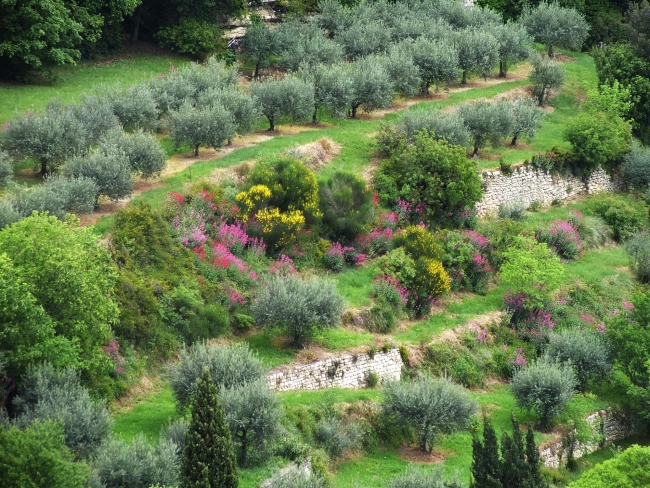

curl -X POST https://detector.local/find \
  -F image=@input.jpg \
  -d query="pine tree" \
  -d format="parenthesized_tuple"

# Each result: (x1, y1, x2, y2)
(180, 369, 238, 488)
(526, 426, 547, 488)
(470, 419, 503, 488)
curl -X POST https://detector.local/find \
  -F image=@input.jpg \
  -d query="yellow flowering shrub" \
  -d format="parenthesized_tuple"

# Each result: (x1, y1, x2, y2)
(255, 208, 305, 251)
(394, 225, 442, 261)
(416, 258, 451, 297)
(236, 185, 272, 222)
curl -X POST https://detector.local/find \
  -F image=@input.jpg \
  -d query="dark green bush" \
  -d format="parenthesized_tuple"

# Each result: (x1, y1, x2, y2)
(367, 302, 397, 333)
(314, 417, 361, 459)
(319, 171, 374, 241)
(625, 231, 650, 282)
(156, 18, 225, 61)
(423, 342, 485, 388)
(584, 193, 648, 241)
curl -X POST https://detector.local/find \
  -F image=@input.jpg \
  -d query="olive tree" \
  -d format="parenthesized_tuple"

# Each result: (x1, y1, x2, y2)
(493, 21, 532, 78)
(167, 342, 264, 409)
(148, 70, 196, 114)
(545, 329, 612, 392)
(510, 357, 577, 431)
(398, 38, 459, 94)
(456, 30, 500, 84)
(0, 150, 13, 188)
(623, 143, 650, 189)
(315, 0, 353, 38)
(220, 379, 281, 467)
(266, 465, 327, 488)
(73, 94, 120, 144)
(108, 83, 159, 131)
(521, 1, 589, 57)
(198, 87, 260, 144)
(349, 56, 393, 118)
(399, 110, 470, 148)
(457, 99, 515, 155)
(12, 175, 98, 219)
(63, 148, 133, 203)
(240, 20, 275, 79)
(508, 97, 545, 146)
(528, 53, 565, 106)
(250, 76, 315, 131)
(336, 20, 392, 60)
(252, 274, 344, 347)
(1, 105, 87, 175)
(383, 376, 477, 453)
(14, 363, 112, 459)
(304, 63, 355, 123)
(168, 103, 236, 155)
(279, 35, 343, 73)
(101, 129, 166, 178)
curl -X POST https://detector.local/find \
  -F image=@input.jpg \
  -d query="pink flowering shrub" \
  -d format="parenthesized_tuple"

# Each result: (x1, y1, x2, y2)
(395, 198, 426, 223)
(103, 339, 125, 374)
(510, 347, 528, 369)
(212, 242, 247, 272)
(269, 254, 298, 275)
(504, 291, 555, 349)
(323, 242, 355, 272)
(438, 230, 493, 294)
(172, 207, 208, 248)
(247, 237, 267, 257)
(216, 220, 249, 254)
(372, 274, 409, 307)
(536, 219, 583, 260)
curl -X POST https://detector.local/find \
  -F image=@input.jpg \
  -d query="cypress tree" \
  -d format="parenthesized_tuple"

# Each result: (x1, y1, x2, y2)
(526, 426, 547, 488)
(180, 369, 238, 488)
(501, 414, 529, 488)
(471, 418, 503, 488)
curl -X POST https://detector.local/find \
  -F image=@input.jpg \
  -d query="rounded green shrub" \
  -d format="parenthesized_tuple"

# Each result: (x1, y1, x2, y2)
(319, 171, 374, 241)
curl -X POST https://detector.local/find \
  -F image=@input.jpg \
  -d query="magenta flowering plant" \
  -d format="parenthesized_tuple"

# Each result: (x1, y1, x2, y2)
(395, 198, 426, 224)
(269, 254, 298, 275)
(172, 207, 209, 248)
(372, 274, 408, 307)
(438, 230, 493, 294)
(536, 219, 583, 260)
(215, 220, 249, 254)
(211, 241, 248, 272)
(510, 347, 528, 370)
(103, 339, 125, 375)
(247, 237, 267, 258)
(322, 242, 355, 272)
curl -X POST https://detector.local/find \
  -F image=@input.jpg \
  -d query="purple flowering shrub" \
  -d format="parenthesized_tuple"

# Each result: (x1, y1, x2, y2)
(372, 275, 409, 308)
(536, 219, 583, 260)
(504, 291, 555, 350)
(437, 230, 493, 294)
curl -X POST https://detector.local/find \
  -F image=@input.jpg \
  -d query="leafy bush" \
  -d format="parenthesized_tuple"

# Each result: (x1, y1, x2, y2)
(13, 175, 98, 219)
(255, 208, 306, 254)
(101, 129, 166, 178)
(266, 465, 327, 488)
(389, 466, 464, 488)
(0, 150, 13, 188)
(623, 143, 650, 189)
(520, 1, 589, 56)
(564, 112, 632, 173)
(625, 231, 650, 282)
(93, 435, 179, 488)
(393, 226, 442, 261)
(437, 230, 492, 294)
(376, 248, 417, 285)
(14, 364, 112, 458)
(410, 257, 451, 315)
(383, 376, 477, 452)
(583, 193, 648, 241)
(457, 99, 514, 155)
(252, 275, 343, 347)
(63, 148, 133, 202)
(423, 342, 485, 388)
(314, 417, 361, 458)
(365, 370, 380, 388)
(322, 242, 351, 272)
(367, 302, 397, 333)
(528, 53, 565, 107)
(536, 220, 583, 260)
(0, 420, 90, 488)
(508, 97, 545, 146)
(168, 103, 235, 156)
(220, 378, 281, 467)
(156, 18, 224, 60)
(73, 93, 120, 143)
(246, 156, 321, 223)
(567, 444, 650, 488)
(250, 75, 315, 131)
(510, 357, 577, 431)
(0, 199, 20, 229)
(349, 55, 393, 118)
(545, 329, 611, 392)
(160, 418, 188, 456)
(108, 83, 159, 131)
(319, 171, 373, 241)
(167, 342, 263, 409)
(578, 215, 610, 249)
(498, 202, 527, 221)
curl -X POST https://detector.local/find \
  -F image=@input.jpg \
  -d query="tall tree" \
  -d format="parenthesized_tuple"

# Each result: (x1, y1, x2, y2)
(470, 418, 503, 488)
(526, 426, 546, 488)
(501, 414, 529, 487)
(456, 30, 500, 84)
(240, 18, 275, 79)
(521, 1, 589, 56)
(180, 369, 238, 488)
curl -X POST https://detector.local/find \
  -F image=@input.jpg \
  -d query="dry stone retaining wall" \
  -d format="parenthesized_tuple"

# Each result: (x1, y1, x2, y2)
(540, 410, 637, 468)
(266, 349, 403, 392)
(475, 165, 622, 217)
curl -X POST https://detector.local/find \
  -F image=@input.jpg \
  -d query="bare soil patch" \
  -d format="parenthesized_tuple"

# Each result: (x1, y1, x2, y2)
(399, 445, 451, 464)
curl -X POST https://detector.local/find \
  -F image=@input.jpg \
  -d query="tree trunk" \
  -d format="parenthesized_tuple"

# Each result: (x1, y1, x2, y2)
(511, 133, 518, 146)
(40, 159, 47, 176)
(240, 430, 248, 467)
(312, 107, 318, 124)
(420, 84, 429, 96)
(131, 12, 141, 43)
(548, 44, 554, 57)
(227, 138, 232, 146)
(462, 69, 468, 85)
(268, 116, 274, 131)
(473, 141, 479, 156)
(499, 60, 507, 78)
(538, 86, 546, 107)
(351, 105, 358, 118)
(254, 61, 260, 79)
(194, 145, 199, 157)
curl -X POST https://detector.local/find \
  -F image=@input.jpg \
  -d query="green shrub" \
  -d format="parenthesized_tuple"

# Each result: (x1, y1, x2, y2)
(545, 329, 611, 392)
(319, 171, 374, 241)
(63, 148, 133, 202)
(107, 83, 159, 132)
(365, 370, 380, 388)
(625, 231, 650, 282)
(389, 466, 464, 488)
(0, 199, 20, 229)
(0, 150, 13, 188)
(367, 302, 397, 333)
(398, 110, 470, 148)
(578, 215, 611, 249)
(252, 275, 344, 347)
(510, 357, 577, 431)
(266, 465, 327, 488)
(13, 176, 98, 219)
(564, 113, 632, 173)
(623, 143, 650, 189)
(376, 124, 409, 157)
(423, 343, 485, 388)
(567, 444, 650, 488)
(437, 230, 492, 294)
(314, 417, 361, 458)
(100, 129, 166, 179)
(393, 225, 442, 261)
(411, 257, 451, 315)
(156, 18, 225, 60)
(167, 342, 263, 409)
(583, 193, 648, 241)
(383, 376, 477, 452)
(376, 248, 417, 284)
(498, 202, 527, 220)
(14, 364, 112, 459)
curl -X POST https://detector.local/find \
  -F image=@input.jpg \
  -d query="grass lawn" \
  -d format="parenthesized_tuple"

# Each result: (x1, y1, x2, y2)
(0, 47, 187, 124)
(112, 386, 178, 442)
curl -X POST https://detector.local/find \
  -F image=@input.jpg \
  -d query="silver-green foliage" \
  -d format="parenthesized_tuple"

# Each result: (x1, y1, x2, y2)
(149, 70, 196, 114)
(399, 110, 470, 148)
(279, 33, 343, 72)
(383, 376, 477, 453)
(398, 38, 459, 94)
(0, 199, 20, 229)
(167, 342, 264, 409)
(625, 231, 650, 283)
(381, 50, 422, 98)
(458, 99, 515, 155)
(545, 329, 611, 391)
(12, 175, 98, 218)
(250, 76, 315, 131)
(0, 150, 13, 188)
(521, 1, 589, 56)
(389, 466, 464, 488)
(510, 357, 577, 431)
(108, 83, 159, 131)
(220, 378, 281, 466)
(14, 363, 112, 458)
(160, 418, 189, 456)
(336, 20, 392, 60)
(266, 465, 327, 488)
(252, 275, 344, 347)
(208, 87, 260, 135)
(93, 435, 180, 488)
(493, 21, 532, 77)
(101, 129, 166, 178)
(623, 143, 650, 189)
(315, 0, 353, 37)
(73, 94, 120, 144)
(313, 417, 362, 458)
(455, 29, 500, 84)
(168, 103, 236, 155)
(240, 21, 276, 78)
(63, 148, 133, 201)
(528, 53, 565, 106)
(508, 97, 545, 145)
(307, 63, 356, 120)
(350, 56, 393, 118)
